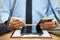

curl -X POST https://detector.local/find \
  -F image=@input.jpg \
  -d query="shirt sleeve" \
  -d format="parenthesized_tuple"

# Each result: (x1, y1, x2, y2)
(0, 0, 11, 23)
(47, 0, 60, 23)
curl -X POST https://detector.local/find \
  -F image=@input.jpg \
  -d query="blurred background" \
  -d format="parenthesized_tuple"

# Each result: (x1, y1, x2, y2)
(0, 0, 60, 23)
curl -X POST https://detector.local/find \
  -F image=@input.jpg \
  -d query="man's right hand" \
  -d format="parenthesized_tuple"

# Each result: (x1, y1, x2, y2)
(9, 19, 25, 29)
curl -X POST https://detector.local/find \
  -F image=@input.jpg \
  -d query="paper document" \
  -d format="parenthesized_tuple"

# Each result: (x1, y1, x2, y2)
(11, 30, 51, 38)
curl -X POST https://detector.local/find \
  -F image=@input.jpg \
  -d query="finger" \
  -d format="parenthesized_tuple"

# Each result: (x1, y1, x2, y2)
(10, 19, 20, 23)
(44, 24, 56, 29)
(12, 22, 24, 27)
(10, 20, 23, 25)
(39, 22, 44, 26)
(43, 25, 52, 30)
(9, 21, 19, 27)
(9, 22, 19, 27)
(11, 26, 19, 29)
(10, 24, 21, 29)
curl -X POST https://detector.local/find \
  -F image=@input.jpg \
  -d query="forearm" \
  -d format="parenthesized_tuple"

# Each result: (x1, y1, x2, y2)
(47, 0, 60, 24)
(0, 11, 9, 23)
(0, 0, 11, 23)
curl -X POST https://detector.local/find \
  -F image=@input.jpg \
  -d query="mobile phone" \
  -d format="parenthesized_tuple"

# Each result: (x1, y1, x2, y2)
(36, 19, 43, 35)
(36, 18, 53, 35)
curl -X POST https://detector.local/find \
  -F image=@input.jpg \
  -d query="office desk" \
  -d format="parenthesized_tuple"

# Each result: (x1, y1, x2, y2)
(0, 24, 60, 40)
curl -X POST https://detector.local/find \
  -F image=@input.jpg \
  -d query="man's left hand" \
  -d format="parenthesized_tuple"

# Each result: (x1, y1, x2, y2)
(40, 20, 56, 30)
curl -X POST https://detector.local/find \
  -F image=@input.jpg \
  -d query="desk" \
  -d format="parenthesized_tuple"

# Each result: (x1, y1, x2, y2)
(0, 32, 60, 40)
(0, 24, 60, 40)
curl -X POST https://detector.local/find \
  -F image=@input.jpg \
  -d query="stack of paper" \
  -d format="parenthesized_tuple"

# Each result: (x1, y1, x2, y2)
(11, 30, 51, 38)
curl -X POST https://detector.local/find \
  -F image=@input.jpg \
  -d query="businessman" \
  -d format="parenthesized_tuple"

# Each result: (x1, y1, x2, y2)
(0, 0, 60, 33)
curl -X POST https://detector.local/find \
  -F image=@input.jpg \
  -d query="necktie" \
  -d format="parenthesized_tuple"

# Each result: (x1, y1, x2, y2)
(21, 0, 32, 34)
(21, 0, 43, 35)
(26, 0, 32, 33)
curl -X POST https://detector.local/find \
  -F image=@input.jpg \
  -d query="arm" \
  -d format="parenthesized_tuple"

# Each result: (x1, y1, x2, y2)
(47, 0, 60, 24)
(45, 0, 60, 35)
(0, 0, 11, 23)
(40, 0, 60, 30)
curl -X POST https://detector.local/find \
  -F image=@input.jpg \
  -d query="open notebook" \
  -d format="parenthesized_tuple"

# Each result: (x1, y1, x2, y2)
(11, 30, 51, 38)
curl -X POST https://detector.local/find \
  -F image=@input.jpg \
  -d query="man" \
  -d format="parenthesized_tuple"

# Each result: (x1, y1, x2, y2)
(0, 0, 60, 33)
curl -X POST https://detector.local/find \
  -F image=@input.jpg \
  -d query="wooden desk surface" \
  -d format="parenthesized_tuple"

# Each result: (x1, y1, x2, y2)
(0, 24, 60, 40)
(0, 32, 60, 40)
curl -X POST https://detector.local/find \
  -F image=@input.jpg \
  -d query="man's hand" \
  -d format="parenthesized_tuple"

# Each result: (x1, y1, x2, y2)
(40, 20, 56, 30)
(9, 19, 25, 29)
